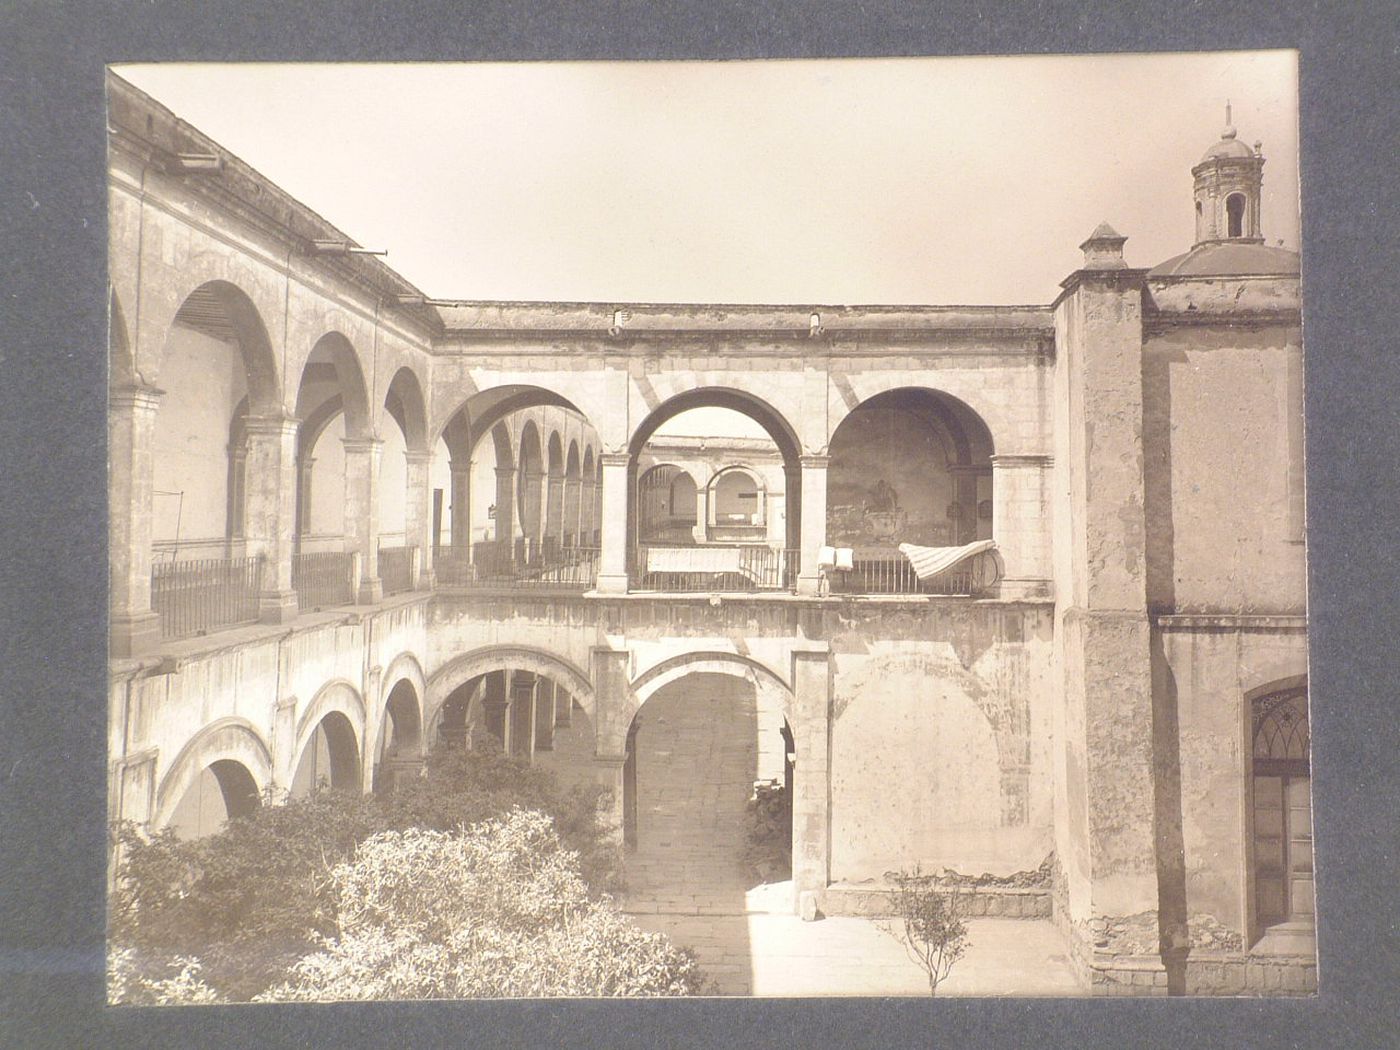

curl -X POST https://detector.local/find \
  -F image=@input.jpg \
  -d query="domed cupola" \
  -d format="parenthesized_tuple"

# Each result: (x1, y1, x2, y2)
(1192, 102, 1265, 246)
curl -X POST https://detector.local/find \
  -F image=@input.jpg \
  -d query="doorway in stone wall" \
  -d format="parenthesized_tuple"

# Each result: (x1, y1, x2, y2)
(621, 671, 790, 914)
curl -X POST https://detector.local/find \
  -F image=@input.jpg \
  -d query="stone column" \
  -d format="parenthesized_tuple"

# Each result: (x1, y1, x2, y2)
(493, 466, 516, 555)
(991, 454, 1054, 599)
(534, 678, 556, 752)
(591, 647, 632, 838)
(595, 453, 631, 593)
(342, 437, 383, 603)
(109, 384, 164, 657)
(294, 456, 315, 550)
(791, 645, 832, 916)
(795, 455, 829, 595)
(482, 670, 509, 748)
(509, 673, 535, 761)
(448, 460, 471, 551)
(1054, 224, 1164, 992)
(545, 473, 565, 550)
(243, 414, 299, 623)
(580, 476, 596, 546)
(555, 686, 573, 728)
(404, 450, 434, 587)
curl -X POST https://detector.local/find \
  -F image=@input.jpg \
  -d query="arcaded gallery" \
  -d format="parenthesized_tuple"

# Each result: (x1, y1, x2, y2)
(107, 70, 1313, 996)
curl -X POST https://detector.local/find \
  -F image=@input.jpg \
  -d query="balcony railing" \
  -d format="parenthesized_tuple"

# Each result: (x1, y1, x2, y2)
(378, 545, 418, 596)
(825, 548, 999, 596)
(436, 541, 600, 590)
(633, 544, 798, 593)
(151, 555, 263, 640)
(292, 550, 355, 611)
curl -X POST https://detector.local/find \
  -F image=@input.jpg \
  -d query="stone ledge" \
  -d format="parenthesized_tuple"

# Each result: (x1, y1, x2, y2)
(823, 882, 1052, 920)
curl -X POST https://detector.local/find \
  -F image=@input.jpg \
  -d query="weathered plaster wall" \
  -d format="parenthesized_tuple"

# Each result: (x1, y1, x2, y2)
(1155, 620, 1308, 942)
(1142, 321, 1305, 614)
(150, 324, 246, 545)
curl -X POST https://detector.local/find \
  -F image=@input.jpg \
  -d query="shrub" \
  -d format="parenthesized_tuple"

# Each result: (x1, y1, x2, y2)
(110, 741, 622, 1002)
(742, 779, 791, 882)
(259, 811, 703, 1001)
(885, 868, 970, 996)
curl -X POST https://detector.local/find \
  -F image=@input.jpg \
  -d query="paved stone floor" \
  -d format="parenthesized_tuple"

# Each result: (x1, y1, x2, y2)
(625, 905, 1085, 997)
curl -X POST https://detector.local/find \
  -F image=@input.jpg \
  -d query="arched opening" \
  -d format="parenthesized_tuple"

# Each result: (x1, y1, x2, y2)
(826, 387, 995, 594)
(637, 464, 699, 544)
(581, 447, 598, 546)
(563, 441, 582, 548)
(431, 668, 594, 786)
(289, 711, 361, 798)
(291, 334, 370, 609)
(166, 759, 260, 840)
(544, 431, 565, 553)
(629, 393, 799, 592)
(378, 367, 428, 595)
(1226, 192, 1246, 238)
(517, 422, 544, 557)
(1249, 684, 1314, 946)
(432, 389, 602, 588)
(622, 671, 791, 908)
(374, 679, 424, 794)
(709, 466, 765, 532)
(149, 281, 279, 638)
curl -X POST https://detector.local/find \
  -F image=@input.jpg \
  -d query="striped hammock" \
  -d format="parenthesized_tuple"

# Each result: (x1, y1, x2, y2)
(896, 539, 997, 580)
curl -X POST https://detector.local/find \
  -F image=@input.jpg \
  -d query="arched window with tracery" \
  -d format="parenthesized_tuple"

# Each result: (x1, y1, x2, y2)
(1250, 687, 1314, 939)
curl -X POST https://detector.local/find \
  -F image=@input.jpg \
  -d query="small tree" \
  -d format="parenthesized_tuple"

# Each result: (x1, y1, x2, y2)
(259, 810, 704, 1000)
(887, 868, 969, 996)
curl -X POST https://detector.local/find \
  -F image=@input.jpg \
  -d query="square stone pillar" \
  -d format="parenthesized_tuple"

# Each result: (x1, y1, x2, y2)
(534, 678, 556, 752)
(595, 453, 631, 593)
(343, 437, 383, 603)
(482, 670, 509, 749)
(1054, 225, 1164, 990)
(790, 644, 832, 915)
(109, 384, 164, 657)
(404, 450, 434, 588)
(493, 466, 516, 552)
(795, 455, 829, 595)
(448, 461, 471, 550)
(591, 646, 633, 837)
(555, 685, 573, 728)
(243, 414, 300, 624)
(991, 454, 1054, 599)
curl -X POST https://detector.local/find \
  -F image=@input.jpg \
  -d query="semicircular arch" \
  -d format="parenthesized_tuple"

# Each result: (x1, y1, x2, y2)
(152, 717, 274, 830)
(426, 646, 595, 731)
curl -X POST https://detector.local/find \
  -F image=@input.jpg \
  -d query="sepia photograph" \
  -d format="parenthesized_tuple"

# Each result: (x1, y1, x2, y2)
(104, 51, 1315, 1003)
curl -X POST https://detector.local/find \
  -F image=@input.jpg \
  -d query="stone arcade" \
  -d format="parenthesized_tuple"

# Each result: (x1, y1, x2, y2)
(107, 74, 1313, 996)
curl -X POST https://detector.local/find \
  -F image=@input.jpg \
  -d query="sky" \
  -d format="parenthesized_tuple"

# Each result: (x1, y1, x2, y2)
(115, 53, 1300, 307)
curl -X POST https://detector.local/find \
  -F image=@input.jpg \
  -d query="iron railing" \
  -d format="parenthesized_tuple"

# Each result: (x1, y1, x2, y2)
(436, 542, 600, 589)
(378, 545, 417, 596)
(151, 555, 263, 640)
(292, 551, 355, 611)
(825, 549, 999, 596)
(632, 545, 798, 593)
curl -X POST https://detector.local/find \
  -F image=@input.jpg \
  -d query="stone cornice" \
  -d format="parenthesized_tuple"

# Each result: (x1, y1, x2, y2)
(1142, 308, 1302, 333)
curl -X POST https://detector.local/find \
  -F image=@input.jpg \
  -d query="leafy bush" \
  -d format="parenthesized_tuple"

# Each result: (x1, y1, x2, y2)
(258, 811, 703, 1000)
(110, 741, 622, 1001)
(107, 946, 223, 1005)
(885, 868, 970, 996)
(742, 779, 791, 882)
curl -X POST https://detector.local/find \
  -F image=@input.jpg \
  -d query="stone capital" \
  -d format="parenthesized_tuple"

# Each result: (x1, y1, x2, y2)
(341, 436, 385, 454)
(243, 414, 300, 439)
(799, 454, 831, 470)
(109, 383, 165, 412)
(599, 452, 632, 468)
(403, 450, 433, 467)
(991, 453, 1054, 469)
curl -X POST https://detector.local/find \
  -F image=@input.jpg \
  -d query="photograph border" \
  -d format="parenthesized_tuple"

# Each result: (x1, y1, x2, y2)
(1, 1, 1396, 1047)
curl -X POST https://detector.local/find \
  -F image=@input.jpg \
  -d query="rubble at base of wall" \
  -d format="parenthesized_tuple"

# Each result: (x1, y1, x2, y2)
(822, 882, 1052, 919)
